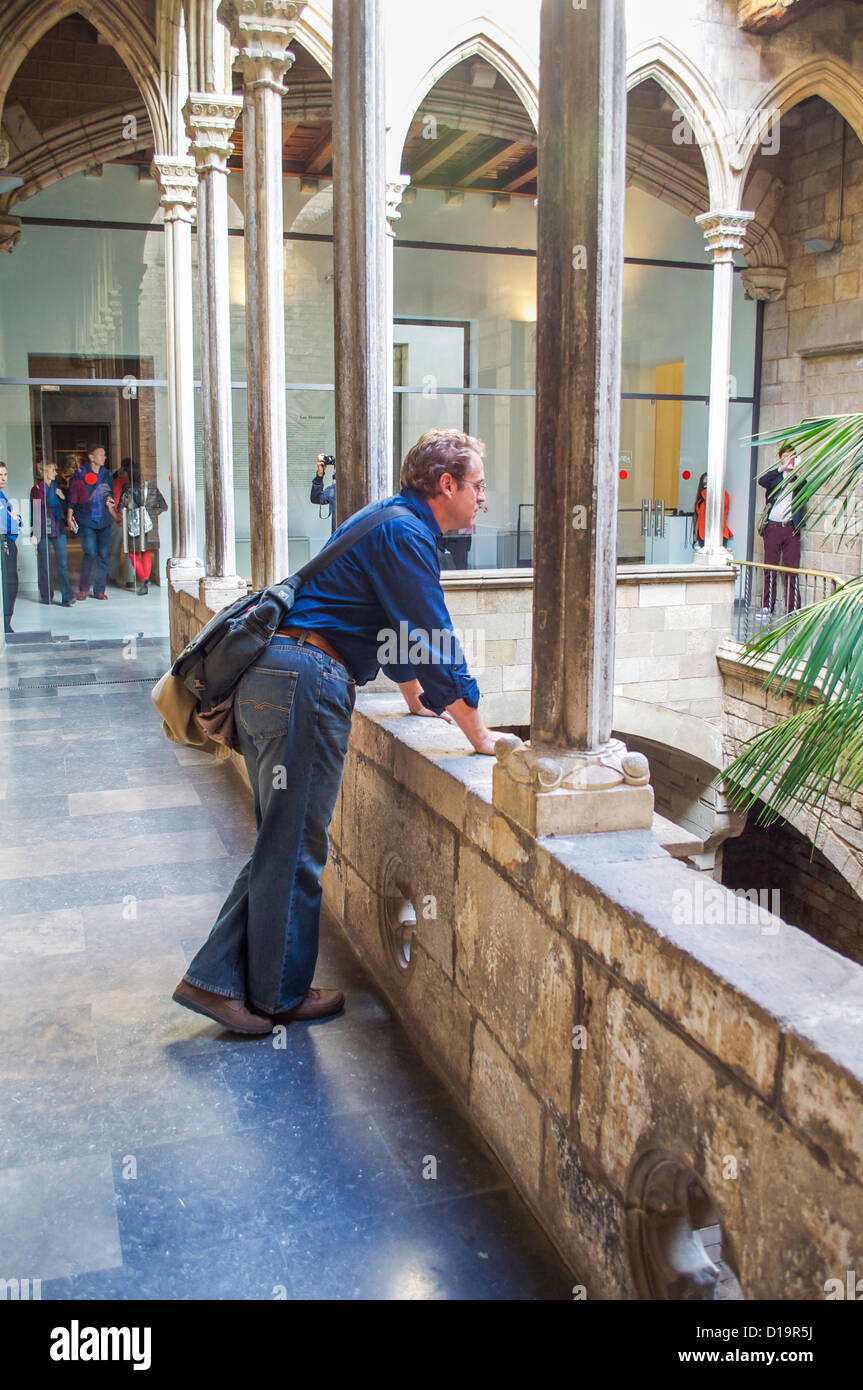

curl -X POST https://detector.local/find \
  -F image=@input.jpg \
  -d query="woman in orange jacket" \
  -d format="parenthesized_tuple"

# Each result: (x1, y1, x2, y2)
(693, 472, 733, 548)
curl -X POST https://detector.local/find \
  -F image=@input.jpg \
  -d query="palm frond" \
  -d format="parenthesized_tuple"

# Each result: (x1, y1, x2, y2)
(722, 577, 863, 822)
(721, 690, 863, 824)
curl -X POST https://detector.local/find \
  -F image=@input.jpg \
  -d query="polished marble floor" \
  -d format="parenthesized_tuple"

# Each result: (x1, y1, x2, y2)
(0, 636, 571, 1300)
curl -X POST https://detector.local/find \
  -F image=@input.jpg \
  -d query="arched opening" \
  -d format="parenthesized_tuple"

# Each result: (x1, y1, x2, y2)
(0, 13, 169, 642)
(394, 54, 538, 572)
(622, 78, 758, 570)
(742, 94, 863, 584)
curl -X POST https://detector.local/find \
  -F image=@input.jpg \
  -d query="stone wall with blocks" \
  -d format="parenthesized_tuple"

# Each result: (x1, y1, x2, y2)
(358, 564, 736, 730)
(322, 691, 863, 1299)
(719, 640, 863, 902)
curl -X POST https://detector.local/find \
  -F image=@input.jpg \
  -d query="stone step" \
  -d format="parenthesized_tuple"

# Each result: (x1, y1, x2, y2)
(652, 811, 703, 859)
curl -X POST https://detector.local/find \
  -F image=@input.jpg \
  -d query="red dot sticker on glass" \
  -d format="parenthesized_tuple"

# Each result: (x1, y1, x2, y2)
(682, 470, 691, 481)
(85, 472, 98, 485)
(619, 469, 628, 480)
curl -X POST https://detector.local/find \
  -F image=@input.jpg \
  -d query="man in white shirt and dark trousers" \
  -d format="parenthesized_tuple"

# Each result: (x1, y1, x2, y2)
(759, 443, 806, 614)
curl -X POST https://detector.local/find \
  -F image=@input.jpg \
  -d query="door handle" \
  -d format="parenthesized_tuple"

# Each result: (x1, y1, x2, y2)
(641, 498, 652, 537)
(654, 499, 666, 537)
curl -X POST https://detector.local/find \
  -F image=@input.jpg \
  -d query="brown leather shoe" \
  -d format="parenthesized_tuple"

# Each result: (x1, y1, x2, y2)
(172, 979, 272, 1035)
(271, 987, 345, 1024)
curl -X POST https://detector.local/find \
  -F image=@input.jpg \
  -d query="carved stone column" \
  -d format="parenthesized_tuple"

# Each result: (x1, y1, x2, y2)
(218, 1, 306, 587)
(184, 92, 246, 609)
(332, 0, 389, 518)
(492, 0, 653, 837)
(385, 175, 410, 473)
(695, 210, 755, 565)
(153, 155, 204, 594)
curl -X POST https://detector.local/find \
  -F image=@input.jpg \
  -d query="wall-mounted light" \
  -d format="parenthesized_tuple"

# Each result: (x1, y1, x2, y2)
(802, 236, 841, 253)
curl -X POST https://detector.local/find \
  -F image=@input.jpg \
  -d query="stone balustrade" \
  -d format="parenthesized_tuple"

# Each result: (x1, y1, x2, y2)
(320, 689, 863, 1298)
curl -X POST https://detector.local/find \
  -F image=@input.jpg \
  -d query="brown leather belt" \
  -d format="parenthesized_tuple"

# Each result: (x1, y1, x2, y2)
(276, 625, 350, 673)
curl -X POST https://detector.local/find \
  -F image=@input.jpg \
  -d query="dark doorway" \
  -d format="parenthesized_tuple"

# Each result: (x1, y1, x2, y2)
(51, 424, 111, 476)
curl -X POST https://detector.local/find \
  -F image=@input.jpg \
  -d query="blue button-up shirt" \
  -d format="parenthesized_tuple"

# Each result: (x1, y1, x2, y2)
(288, 487, 480, 712)
(0, 489, 20, 540)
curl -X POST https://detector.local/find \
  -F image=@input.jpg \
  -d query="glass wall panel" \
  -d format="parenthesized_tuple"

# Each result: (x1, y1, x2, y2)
(622, 263, 714, 397)
(0, 381, 170, 644)
(617, 399, 754, 564)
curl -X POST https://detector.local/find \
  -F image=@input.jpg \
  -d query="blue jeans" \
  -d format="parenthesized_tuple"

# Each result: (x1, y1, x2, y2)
(78, 523, 112, 596)
(37, 533, 74, 603)
(184, 635, 356, 1014)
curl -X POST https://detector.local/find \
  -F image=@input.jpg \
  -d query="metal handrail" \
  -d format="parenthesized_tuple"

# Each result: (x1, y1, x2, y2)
(734, 558, 845, 585)
(732, 557, 842, 645)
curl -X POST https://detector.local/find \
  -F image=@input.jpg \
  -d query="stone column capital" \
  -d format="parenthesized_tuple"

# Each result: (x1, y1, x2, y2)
(741, 264, 788, 301)
(153, 155, 198, 223)
(218, 0, 306, 92)
(386, 176, 411, 236)
(696, 209, 755, 263)
(0, 211, 22, 253)
(183, 94, 244, 175)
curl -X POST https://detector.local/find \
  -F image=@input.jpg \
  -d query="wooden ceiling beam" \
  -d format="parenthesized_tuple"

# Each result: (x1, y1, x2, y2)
(499, 155, 537, 191)
(409, 129, 475, 180)
(304, 128, 333, 174)
(456, 139, 523, 187)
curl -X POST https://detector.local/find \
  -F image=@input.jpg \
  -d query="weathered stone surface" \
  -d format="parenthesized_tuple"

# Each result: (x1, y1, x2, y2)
(341, 860, 389, 981)
(341, 752, 456, 979)
(320, 846, 344, 924)
(563, 858, 782, 1098)
(541, 1109, 635, 1299)
(400, 942, 473, 1102)
(470, 1020, 543, 1203)
(456, 847, 576, 1112)
(782, 1034, 863, 1186)
(576, 961, 863, 1299)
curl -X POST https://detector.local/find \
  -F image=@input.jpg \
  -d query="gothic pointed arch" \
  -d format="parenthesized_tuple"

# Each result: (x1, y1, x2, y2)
(0, 0, 168, 152)
(626, 37, 731, 210)
(388, 22, 538, 178)
(731, 54, 863, 197)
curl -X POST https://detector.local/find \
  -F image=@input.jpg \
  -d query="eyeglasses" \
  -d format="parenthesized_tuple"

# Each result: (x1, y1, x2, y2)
(463, 478, 487, 494)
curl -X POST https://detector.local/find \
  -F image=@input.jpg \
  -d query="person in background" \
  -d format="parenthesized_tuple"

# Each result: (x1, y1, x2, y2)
(311, 452, 336, 534)
(759, 443, 806, 613)
(29, 460, 75, 607)
(69, 446, 117, 600)
(693, 472, 733, 551)
(108, 457, 134, 588)
(119, 475, 168, 595)
(0, 461, 21, 633)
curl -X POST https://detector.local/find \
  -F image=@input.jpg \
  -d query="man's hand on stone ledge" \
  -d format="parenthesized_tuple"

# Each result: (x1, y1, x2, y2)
(398, 678, 455, 723)
(396, 681, 497, 751)
(445, 698, 500, 755)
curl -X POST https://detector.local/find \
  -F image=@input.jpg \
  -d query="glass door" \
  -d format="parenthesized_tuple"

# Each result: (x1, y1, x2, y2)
(617, 391, 703, 565)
